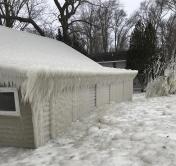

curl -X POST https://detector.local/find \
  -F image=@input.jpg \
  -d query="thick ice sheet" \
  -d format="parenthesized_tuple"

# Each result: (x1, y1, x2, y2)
(0, 26, 138, 76)
(1, 94, 176, 166)
(0, 26, 101, 72)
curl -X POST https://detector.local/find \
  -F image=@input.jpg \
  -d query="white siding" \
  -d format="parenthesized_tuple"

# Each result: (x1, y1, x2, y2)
(41, 101, 50, 144)
(50, 90, 73, 139)
(96, 84, 110, 107)
(123, 80, 133, 101)
(89, 85, 96, 109)
(34, 80, 134, 147)
(50, 86, 96, 139)
(33, 80, 134, 147)
(0, 98, 35, 148)
(73, 86, 96, 121)
(110, 81, 123, 103)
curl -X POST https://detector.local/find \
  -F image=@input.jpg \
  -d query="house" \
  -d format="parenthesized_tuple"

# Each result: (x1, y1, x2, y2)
(98, 60, 126, 69)
(0, 26, 137, 148)
(91, 51, 127, 68)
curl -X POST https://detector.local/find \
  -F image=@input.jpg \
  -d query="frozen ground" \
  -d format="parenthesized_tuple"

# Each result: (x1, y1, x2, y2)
(1, 93, 176, 166)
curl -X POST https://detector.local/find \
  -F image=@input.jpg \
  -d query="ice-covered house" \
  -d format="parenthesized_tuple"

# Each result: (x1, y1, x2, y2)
(0, 26, 137, 148)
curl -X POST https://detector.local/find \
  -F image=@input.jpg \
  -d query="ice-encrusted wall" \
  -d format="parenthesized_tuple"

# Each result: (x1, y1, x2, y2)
(0, 67, 137, 147)
(50, 86, 96, 139)
(110, 81, 124, 103)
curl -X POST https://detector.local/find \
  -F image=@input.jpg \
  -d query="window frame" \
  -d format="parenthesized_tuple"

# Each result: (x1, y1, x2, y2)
(0, 88, 20, 116)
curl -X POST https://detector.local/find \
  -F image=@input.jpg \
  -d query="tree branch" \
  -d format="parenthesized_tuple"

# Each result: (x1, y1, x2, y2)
(68, 19, 98, 27)
(53, 0, 62, 11)
(0, 14, 45, 36)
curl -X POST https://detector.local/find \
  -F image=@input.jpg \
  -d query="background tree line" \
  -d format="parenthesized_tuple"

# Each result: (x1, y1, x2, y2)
(0, 0, 132, 54)
(0, 0, 176, 89)
(127, 0, 176, 89)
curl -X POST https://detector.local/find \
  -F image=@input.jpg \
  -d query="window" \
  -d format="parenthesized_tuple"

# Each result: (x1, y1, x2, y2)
(0, 88, 20, 116)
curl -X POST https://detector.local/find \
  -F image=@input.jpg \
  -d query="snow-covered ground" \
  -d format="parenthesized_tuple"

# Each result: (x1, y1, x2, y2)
(1, 93, 176, 166)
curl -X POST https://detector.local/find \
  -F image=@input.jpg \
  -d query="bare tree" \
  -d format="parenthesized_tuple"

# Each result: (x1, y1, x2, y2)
(75, 0, 132, 55)
(133, 0, 168, 30)
(96, 0, 118, 53)
(164, 15, 176, 62)
(112, 9, 127, 51)
(0, 0, 45, 36)
(53, 0, 88, 42)
(79, 2, 103, 54)
(167, 0, 176, 12)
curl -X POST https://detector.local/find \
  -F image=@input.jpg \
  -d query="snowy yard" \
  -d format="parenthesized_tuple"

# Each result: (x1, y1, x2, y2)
(1, 93, 176, 166)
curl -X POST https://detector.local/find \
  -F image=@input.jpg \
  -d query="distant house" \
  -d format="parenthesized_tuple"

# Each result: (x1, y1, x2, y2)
(98, 60, 126, 69)
(91, 51, 127, 69)
(92, 52, 127, 70)
(0, 26, 137, 148)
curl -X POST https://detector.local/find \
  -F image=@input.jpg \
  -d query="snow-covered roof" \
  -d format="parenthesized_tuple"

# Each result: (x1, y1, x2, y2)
(0, 26, 138, 109)
(0, 26, 137, 83)
(0, 26, 102, 72)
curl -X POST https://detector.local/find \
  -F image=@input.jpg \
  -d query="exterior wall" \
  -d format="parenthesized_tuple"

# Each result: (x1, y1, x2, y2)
(74, 85, 96, 120)
(99, 62, 138, 93)
(123, 80, 133, 101)
(50, 89, 73, 139)
(39, 80, 134, 146)
(0, 78, 134, 148)
(0, 91, 35, 148)
(96, 84, 110, 107)
(32, 100, 51, 147)
(89, 85, 96, 109)
(110, 81, 124, 103)
(50, 86, 96, 139)
(41, 101, 51, 144)
(98, 79, 133, 106)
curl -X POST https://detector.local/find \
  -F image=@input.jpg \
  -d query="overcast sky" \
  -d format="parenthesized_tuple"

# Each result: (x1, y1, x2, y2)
(50, 0, 143, 16)
(121, 0, 143, 15)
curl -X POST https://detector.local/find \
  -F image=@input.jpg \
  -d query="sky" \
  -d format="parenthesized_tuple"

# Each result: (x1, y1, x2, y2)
(121, 0, 143, 16)
(50, 0, 144, 16)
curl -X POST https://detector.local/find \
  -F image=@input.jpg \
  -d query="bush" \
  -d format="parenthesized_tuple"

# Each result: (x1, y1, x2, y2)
(167, 73, 176, 94)
(146, 76, 169, 98)
(146, 71, 176, 98)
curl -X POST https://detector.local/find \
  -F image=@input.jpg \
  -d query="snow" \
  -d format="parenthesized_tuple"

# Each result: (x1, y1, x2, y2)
(0, 26, 101, 72)
(0, 26, 138, 147)
(0, 25, 137, 98)
(1, 93, 176, 166)
(0, 26, 137, 76)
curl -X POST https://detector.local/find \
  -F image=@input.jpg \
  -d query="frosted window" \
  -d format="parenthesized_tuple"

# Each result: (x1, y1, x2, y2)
(0, 92, 16, 111)
(0, 88, 20, 116)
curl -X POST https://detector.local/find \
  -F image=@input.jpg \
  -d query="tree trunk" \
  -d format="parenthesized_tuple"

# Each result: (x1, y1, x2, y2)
(115, 31, 117, 52)
(4, 0, 11, 27)
(59, 16, 69, 43)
